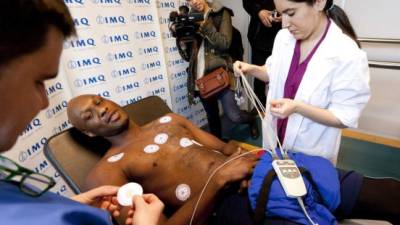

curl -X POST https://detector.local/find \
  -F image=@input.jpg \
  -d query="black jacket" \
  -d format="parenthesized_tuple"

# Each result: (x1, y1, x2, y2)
(243, 0, 281, 51)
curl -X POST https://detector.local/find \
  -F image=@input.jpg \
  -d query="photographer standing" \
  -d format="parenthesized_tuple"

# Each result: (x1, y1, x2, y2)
(183, 0, 259, 139)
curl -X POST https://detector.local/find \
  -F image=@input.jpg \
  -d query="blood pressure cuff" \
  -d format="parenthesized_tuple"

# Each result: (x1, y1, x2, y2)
(248, 151, 341, 225)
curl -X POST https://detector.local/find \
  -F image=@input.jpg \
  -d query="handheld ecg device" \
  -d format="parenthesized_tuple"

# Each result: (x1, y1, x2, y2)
(272, 159, 307, 198)
(117, 182, 143, 206)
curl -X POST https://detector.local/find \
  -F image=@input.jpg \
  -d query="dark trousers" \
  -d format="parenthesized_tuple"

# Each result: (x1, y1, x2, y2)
(251, 48, 272, 106)
(208, 170, 400, 225)
(199, 89, 253, 139)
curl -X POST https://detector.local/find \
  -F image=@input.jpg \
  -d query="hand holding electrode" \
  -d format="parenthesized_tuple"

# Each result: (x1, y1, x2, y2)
(269, 98, 299, 119)
(117, 182, 143, 206)
(71, 185, 121, 217)
(117, 183, 164, 225)
(125, 194, 164, 225)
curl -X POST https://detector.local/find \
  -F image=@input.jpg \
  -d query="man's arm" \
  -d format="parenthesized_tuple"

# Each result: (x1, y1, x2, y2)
(85, 163, 129, 191)
(172, 113, 239, 155)
(163, 150, 259, 225)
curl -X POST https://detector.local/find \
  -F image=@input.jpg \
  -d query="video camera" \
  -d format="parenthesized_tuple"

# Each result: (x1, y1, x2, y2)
(169, 5, 204, 38)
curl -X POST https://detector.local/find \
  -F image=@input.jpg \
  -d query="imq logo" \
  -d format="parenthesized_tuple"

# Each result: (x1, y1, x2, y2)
(144, 74, 164, 84)
(195, 108, 205, 116)
(147, 87, 166, 96)
(111, 66, 137, 78)
(92, 0, 121, 5)
(115, 82, 140, 93)
(22, 118, 42, 136)
(101, 34, 130, 44)
(18, 137, 47, 163)
(67, 57, 101, 70)
(121, 95, 143, 105)
(162, 31, 173, 39)
(45, 100, 68, 119)
(73, 17, 90, 28)
(168, 58, 186, 67)
(177, 105, 191, 114)
(74, 74, 106, 88)
(165, 45, 178, 54)
(157, 1, 175, 9)
(159, 16, 170, 25)
(34, 160, 49, 173)
(173, 82, 187, 92)
(138, 46, 159, 55)
(135, 30, 157, 40)
(196, 117, 208, 126)
(131, 14, 154, 23)
(107, 50, 134, 62)
(98, 91, 112, 98)
(142, 60, 161, 71)
(171, 70, 187, 80)
(64, 38, 96, 49)
(175, 95, 187, 104)
(46, 82, 64, 96)
(96, 15, 126, 25)
(64, 0, 85, 6)
(127, 0, 150, 6)
(52, 121, 70, 135)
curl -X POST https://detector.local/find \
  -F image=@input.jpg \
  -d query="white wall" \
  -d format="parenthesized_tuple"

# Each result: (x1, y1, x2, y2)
(342, 0, 400, 139)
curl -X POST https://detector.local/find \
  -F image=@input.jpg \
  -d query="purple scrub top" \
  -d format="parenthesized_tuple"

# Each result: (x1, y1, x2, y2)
(277, 19, 331, 143)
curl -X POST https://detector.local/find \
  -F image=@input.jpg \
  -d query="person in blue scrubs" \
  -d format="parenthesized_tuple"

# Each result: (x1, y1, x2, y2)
(0, 1, 164, 225)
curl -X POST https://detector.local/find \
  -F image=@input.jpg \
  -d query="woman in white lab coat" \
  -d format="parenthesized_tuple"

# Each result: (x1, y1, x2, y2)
(234, 0, 370, 163)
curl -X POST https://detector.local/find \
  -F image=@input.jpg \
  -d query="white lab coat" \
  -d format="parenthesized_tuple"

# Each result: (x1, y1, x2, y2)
(264, 21, 370, 163)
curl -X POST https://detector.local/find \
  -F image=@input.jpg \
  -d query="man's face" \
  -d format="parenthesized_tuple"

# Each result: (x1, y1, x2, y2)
(67, 95, 130, 138)
(187, 0, 207, 12)
(0, 27, 63, 152)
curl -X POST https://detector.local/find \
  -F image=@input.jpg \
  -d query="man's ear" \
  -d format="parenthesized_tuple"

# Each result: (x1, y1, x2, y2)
(314, 0, 327, 11)
(83, 130, 96, 137)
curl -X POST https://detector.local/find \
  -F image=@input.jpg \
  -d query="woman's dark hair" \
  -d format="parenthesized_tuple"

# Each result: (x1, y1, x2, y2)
(289, 0, 360, 47)
(0, 0, 76, 66)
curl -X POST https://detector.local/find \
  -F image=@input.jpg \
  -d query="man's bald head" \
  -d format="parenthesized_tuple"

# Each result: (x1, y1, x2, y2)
(67, 95, 130, 137)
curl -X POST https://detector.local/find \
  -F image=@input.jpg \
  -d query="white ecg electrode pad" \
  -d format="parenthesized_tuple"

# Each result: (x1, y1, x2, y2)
(117, 182, 143, 206)
(175, 184, 191, 201)
(107, 153, 124, 163)
(154, 133, 169, 145)
(179, 138, 193, 148)
(144, 144, 160, 154)
(159, 116, 172, 124)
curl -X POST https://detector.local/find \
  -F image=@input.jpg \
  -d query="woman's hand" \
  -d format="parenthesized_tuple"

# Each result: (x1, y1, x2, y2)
(233, 61, 269, 82)
(233, 61, 251, 77)
(125, 194, 164, 225)
(258, 10, 273, 27)
(71, 185, 121, 217)
(269, 98, 299, 119)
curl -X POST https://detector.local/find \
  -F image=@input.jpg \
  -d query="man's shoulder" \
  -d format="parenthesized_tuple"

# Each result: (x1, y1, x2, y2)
(155, 112, 184, 123)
